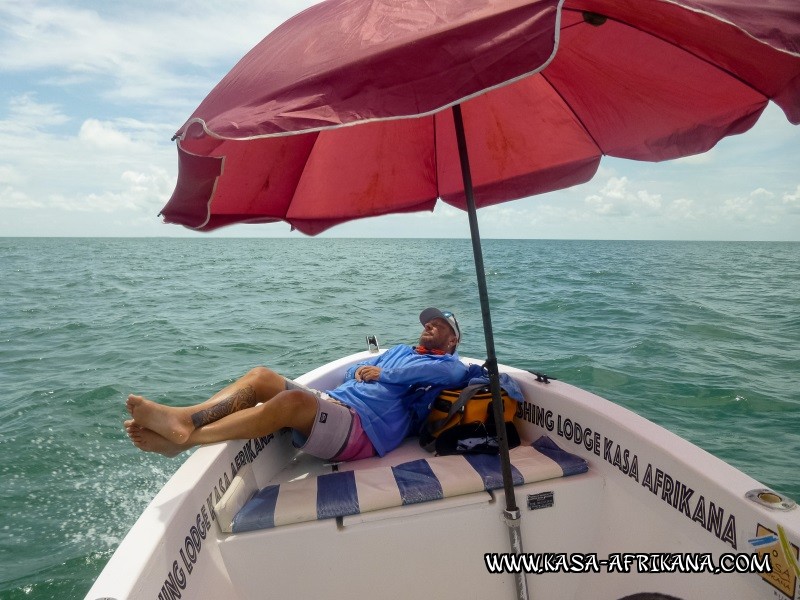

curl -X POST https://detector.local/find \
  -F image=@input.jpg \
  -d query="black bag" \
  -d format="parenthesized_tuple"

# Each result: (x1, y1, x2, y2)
(419, 384, 520, 455)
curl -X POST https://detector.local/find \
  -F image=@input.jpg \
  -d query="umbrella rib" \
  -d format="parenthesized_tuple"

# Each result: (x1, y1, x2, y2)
(562, 6, 774, 101)
(276, 130, 321, 231)
(542, 5, 778, 158)
(551, 12, 611, 153)
(538, 68, 605, 155)
(432, 113, 440, 200)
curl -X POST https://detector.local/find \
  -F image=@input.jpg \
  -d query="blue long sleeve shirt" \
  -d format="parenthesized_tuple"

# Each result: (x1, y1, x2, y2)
(327, 345, 468, 456)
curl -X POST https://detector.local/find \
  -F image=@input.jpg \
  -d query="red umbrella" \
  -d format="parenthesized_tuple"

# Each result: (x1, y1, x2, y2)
(162, 0, 799, 235)
(160, 3, 799, 594)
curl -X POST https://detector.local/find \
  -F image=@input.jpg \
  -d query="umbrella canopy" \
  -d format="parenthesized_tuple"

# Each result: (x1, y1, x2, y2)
(161, 0, 800, 234)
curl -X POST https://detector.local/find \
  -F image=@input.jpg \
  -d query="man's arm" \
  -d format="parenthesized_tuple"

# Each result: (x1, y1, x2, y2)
(354, 365, 381, 382)
(343, 354, 383, 381)
(378, 358, 466, 387)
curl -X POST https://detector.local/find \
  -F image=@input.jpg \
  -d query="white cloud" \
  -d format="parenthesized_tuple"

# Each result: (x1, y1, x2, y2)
(750, 187, 775, 200)
(720, 195, 754, 218)
(0, 92, 176, 231)
(718, 187, 786, 224)
(0, 93, 70, 135)
(669, 197, 702, 221)
(584, 176, 663, 217)
(0, 186, 43, 209)
(47, 167, 172, 213)
(782, 185, 800, 213)
(0, 164, 25, 186)
(0, 1, 318, 110)
(79, 119, 134, 149)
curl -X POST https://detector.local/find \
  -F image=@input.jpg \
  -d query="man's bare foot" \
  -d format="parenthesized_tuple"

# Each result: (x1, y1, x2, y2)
(125, 419, 186, 458)
(126, 394, 194, 444)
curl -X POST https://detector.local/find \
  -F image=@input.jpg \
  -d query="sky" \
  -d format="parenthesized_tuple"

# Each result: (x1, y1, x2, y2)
(1, 0, 798, 241)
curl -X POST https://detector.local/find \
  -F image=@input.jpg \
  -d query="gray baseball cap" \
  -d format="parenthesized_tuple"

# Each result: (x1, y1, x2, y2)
(419, 307, 461, 343)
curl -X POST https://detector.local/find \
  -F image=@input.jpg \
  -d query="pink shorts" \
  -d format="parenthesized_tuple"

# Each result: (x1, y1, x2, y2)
(333, 408, 376, 462)
(292, 391, 376, 462)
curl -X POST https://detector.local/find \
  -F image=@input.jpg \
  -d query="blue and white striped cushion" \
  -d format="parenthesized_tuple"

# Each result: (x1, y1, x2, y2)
(232, 436, 587, 533)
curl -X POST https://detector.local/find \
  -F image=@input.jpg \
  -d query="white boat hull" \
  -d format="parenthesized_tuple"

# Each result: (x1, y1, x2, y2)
(87, 352, 800, 600)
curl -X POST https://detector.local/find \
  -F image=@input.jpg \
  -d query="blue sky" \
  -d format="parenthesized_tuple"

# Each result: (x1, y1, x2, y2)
(1, 0, 798, 240)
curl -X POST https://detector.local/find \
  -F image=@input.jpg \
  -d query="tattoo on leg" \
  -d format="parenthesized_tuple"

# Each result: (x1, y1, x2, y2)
(191, 385, 257, 429)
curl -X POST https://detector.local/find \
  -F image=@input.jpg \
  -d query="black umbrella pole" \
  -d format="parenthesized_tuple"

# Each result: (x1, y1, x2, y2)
(453, 105, 528, 600)
(452, 104, 518, 511)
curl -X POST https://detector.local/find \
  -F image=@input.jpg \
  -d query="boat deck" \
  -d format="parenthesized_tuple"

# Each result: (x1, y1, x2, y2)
(214, 432, 604, 600)
(221, 435, 587, 533)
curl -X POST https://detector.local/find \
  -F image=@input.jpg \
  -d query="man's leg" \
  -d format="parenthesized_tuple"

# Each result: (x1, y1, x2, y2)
(188, 389, 317, 445)
(124, 420, 185, 457)
(124, 389, 318, 456)
(126, 366, 291, 444)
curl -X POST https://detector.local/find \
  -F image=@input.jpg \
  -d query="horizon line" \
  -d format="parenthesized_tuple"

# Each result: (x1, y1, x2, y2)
(2, 236, 798, 243)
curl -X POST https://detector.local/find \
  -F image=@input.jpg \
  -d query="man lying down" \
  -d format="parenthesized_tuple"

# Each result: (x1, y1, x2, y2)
(125, 308, 467, 461)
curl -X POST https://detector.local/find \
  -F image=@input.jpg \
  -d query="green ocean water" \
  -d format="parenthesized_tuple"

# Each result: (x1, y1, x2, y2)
(1, 237, 798, 599)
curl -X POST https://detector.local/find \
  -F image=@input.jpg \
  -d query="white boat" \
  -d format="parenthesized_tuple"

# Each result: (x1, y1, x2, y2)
(86, 348, 800, 600)
(84, 0, 799, 596)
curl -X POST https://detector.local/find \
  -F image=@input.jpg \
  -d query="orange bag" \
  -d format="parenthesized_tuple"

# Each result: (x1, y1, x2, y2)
(420, 385, 520, 455)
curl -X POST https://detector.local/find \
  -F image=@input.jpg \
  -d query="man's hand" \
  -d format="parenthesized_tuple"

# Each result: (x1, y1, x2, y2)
(355, 366, 382, 382)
